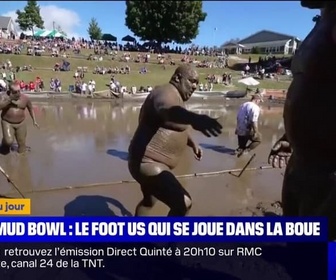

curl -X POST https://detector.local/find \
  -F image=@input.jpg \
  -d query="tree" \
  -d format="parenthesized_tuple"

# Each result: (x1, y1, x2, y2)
(125, 1, 207, 45)
(251, 46, 261, 54)
(87, 18, 102, 40)
(16, 1, 44, 37)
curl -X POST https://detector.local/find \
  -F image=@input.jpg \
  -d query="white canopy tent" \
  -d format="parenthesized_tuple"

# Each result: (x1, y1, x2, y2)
(238, 77, 260, 86)
(22, 30, 34, 36)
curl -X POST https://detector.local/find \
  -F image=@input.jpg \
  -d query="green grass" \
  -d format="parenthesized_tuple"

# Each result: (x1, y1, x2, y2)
(0, 48, 291, 92)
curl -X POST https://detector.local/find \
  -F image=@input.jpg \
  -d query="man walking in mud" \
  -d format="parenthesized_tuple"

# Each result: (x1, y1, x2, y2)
(0, 82, 39, 154)
(268, 1, 336, 240)
(128, 65, 223, 216)
(235, 93, 262, 157)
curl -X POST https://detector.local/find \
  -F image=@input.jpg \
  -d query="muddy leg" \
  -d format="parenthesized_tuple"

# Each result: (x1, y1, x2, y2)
(129, 161, 160, 216)
(0, 120, 14, 154)
(148, 171, 192, 216)
(246, 134, 262, 151)
(236, 135, 249, 157)
(132, 162, 192, 216)
(15, 122, 27, 154)
(135, 184, 158, 216)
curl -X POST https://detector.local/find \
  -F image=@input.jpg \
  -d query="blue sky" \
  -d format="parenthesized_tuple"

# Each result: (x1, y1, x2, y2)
(2, 1, 318, 46)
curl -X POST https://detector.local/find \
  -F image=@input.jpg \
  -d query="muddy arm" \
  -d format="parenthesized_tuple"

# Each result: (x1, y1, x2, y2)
(276, 133, 288, 142)
(187, 134, 197, 149)
(26, 100, 37, 123)
(250, 122, 259, 134)
(154, 95, 198, 131)
(0, 96, 12, 110)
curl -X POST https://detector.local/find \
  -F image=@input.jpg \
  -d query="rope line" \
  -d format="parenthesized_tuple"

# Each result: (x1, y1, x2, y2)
(2, 165, 274, 197)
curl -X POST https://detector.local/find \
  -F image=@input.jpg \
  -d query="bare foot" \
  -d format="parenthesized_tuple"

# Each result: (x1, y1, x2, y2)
(16, 147, 31, 156)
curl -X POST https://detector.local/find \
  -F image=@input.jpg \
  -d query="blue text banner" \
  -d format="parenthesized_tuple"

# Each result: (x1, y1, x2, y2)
(0, 217, 327, 242)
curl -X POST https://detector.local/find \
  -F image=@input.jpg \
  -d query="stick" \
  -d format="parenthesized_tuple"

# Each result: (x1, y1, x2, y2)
(237, 153, 256, 177)
(0, 165, 25, 198)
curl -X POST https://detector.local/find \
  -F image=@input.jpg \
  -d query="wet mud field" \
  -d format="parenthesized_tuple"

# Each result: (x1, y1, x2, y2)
(1, 101, 321, 280)
(0, 100, 285, 217)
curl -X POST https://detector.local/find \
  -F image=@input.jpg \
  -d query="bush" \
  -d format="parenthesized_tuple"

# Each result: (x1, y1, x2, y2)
(251, 47, 261, 54)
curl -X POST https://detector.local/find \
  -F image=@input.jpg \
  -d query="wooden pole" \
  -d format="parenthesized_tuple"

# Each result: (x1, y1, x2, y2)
(0, 165, 25, 198)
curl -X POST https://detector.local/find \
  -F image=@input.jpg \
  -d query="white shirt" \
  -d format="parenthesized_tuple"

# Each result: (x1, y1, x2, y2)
(0, 79, 6, 88)
(110, 82, 116, 90)
(236, 101, 260, 136)
(81, 83, 87, 91)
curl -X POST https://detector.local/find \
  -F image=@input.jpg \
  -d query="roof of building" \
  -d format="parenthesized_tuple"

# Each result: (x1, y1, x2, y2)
(222, 42, 237, 47)
(239, 30, 298, 44)
(0, 16, 11, 29)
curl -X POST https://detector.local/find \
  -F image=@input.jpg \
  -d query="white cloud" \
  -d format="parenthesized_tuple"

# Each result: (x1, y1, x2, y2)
(2, 5, 82, 38)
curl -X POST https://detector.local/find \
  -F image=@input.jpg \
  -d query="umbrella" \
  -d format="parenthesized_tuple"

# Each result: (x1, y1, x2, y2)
(101, 34, 117, 41)
(34, 29, 47, 37)
(48, 30, 65, 38)
(40, 30, 53, 37)
(122, 35, 136, 42)
(34, 30, 54, 37)
(60, 31, 67, 37)
(238, 77, 260, 86)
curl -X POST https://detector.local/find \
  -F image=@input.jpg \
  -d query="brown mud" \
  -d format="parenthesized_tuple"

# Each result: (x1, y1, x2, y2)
(0, 100, 285, 217)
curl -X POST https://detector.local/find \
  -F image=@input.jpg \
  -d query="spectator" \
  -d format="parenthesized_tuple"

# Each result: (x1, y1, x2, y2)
(81, 81, 87, 95)
(55, 78, 62, 92)
(29, 81, 35, 92)
(19, 80, 25, 90)
(50, 79, 55, 91)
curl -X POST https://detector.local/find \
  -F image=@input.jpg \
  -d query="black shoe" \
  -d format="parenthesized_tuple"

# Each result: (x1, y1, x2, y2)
(237, 148, 250, 158)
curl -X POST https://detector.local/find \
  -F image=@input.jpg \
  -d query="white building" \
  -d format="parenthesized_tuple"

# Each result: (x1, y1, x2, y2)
(0, 16, 17, 39)
(223, 30, 300, 55)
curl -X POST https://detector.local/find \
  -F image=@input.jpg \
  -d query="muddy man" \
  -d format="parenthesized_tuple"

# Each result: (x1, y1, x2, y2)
(128, 65, 223, 216)
(268, 1, 336, 239)
(0, 82, 39, 154)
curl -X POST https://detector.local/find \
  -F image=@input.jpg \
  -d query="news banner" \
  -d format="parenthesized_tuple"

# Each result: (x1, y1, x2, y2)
(0, 199, 335, 279)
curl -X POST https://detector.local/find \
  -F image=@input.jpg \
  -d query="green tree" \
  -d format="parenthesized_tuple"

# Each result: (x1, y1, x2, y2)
(87, 18, 102, 40)
(125, 1, 207, 45)
(16, 1, 44, 37)
(251, 46, 261, 54)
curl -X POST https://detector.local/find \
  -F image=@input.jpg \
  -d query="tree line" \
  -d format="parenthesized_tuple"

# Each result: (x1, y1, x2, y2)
(15, 0, 207, 45)
(15, 1, 321, 46)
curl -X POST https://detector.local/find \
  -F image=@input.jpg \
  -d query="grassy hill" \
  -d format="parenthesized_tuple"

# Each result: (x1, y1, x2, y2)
(0, 48, 292, 92)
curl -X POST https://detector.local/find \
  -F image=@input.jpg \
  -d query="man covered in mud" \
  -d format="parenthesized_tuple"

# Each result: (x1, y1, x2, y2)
(235, 93, 262, 157)
(128, 65, 223, 216)
(268, 1, 336, 239)
(0, 82, 39, 154)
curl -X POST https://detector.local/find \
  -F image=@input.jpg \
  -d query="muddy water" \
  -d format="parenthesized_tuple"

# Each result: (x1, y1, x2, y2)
(0, 101, 285, 216)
